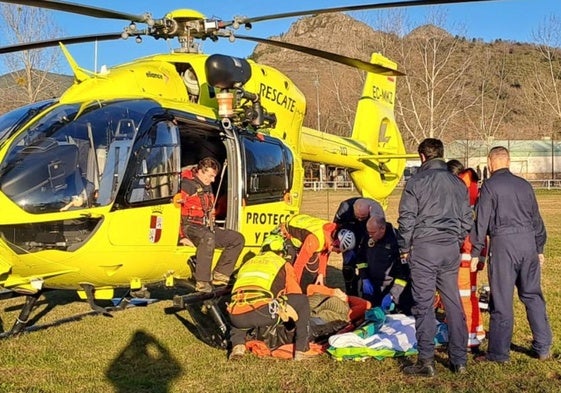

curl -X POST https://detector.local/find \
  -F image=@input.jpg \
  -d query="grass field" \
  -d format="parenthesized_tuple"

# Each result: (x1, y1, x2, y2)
(0, 189, 560, 393)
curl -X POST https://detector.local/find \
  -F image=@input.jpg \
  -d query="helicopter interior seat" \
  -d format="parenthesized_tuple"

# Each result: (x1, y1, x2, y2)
(96, 119, 136, 205)
(176, 63, 200, 103)
(69, 137, 98, 207)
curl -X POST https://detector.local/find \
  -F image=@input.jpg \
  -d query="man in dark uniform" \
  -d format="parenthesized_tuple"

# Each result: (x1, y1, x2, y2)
(333, 197, 384, 296)
(470, 146, 551, 362)
(359, 215, 412, 314)
(397, 138, 473, 377)
(180, 157, 245, 293)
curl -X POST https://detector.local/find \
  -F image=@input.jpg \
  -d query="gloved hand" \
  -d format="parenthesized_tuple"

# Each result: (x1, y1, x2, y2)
(381, 294, 395, 313)
(361, 278, 374, 296)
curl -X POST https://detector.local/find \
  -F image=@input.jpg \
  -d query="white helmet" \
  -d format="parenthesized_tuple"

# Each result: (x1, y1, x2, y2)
(337, 229, 356, 252)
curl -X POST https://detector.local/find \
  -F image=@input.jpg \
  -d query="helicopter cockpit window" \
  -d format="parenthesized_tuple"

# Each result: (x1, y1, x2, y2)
(242, 136, 292, 204)
(0, 99, 158, 213)
(126, 120, 181, 203)
(0, 99, 56, 146)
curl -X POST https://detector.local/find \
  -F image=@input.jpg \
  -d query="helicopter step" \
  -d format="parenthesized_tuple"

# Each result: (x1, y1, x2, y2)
(172, 285, 232, 349)
(172, 285, 232, 310)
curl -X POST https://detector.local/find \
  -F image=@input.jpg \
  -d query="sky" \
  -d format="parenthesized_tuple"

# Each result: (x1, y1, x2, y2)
(1, 0, 560, 75)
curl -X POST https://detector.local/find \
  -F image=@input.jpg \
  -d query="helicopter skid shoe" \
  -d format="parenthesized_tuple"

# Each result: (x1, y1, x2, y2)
(80, 284, 113, 317)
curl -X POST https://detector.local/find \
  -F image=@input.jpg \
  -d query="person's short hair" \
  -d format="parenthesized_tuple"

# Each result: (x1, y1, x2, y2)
(488, 146, 510, 160)
(418, 138, 444, 160)
(447, 159, 465, 175)
(198, 157, 220, 173)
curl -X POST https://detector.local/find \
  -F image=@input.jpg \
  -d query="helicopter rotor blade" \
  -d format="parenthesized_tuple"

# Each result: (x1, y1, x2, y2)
(227, 0, 501, 27)
(0, 33, 125, 55)
(226, 33, 405, 76)
(0, 0, 153, 24)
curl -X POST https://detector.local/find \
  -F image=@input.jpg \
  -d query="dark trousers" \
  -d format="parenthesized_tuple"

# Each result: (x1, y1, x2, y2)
(487, 233, 552, 361)
(409, 241, 467, 365)
(183, 224, 245, 282)
(229, 294, 311, 352)
(342, 250, 359, 296)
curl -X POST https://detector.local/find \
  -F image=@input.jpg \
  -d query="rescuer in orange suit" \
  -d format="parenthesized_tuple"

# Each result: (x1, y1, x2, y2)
(280, 214, 355, 290)
(448, 160, 486, 348)
(179, 157, 245, 293)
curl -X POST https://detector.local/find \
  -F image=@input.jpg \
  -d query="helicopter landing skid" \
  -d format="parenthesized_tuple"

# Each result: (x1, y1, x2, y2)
(80, 284, 113, 317)
(5, 291, 42, 336)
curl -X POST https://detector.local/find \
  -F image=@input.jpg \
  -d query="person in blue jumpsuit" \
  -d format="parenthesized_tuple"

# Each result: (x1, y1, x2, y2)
(470, 146, 552, 362)
(397, 138, 473, 377)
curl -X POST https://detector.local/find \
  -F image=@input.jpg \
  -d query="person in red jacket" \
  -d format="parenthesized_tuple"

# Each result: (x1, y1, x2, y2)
(179, 157, 244, 293)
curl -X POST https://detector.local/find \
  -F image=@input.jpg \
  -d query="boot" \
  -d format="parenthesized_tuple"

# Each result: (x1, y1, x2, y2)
(403, 360, 436, 377)
(294, 349, 319, 361)
(228, 344, 246, 361)
(212, 271, 230, 286)
(195, 281, 213, 293)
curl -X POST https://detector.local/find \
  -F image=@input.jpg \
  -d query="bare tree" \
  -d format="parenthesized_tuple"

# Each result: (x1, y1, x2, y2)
(0, 4, 62, 111)
(528, 14, 561, 138)
(460, 45, 512, 157)
(393, 10, 473, 147)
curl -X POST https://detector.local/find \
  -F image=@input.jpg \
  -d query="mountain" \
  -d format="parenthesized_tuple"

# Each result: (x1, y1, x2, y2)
(251, 13, 561, 150)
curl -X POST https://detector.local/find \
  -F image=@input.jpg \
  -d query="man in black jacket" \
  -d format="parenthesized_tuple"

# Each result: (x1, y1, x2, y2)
(333, 197, 384, 296)
(470, 146, 551, 363)
(360, 215, 412, 314)
(397, 138, 473, 377)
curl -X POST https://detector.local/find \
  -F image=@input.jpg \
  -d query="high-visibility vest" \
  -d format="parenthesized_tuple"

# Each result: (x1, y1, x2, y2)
(285, 214, 328, 251)
(229, 252, 286, 311)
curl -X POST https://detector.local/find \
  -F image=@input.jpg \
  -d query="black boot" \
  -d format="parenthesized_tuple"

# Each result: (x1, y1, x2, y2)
(403, 360, 436, 377)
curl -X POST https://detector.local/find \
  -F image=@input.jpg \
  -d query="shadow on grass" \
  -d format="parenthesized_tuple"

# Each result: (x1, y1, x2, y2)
(0, 289, 165, 337)
(106, 329, 182, 393)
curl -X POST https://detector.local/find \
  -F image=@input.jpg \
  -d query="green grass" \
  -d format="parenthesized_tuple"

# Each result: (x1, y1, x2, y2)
(0, 190, 560, 393)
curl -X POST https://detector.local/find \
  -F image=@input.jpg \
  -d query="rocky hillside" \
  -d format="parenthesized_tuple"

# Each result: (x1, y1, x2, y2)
(251, 13, 561, 150)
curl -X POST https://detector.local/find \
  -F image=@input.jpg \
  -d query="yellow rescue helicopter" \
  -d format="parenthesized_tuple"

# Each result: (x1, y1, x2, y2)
(0, 0, 491, 336)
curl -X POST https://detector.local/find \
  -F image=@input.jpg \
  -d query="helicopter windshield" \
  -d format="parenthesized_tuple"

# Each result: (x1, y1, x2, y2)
(0, 99, 158, 213)
(0, 99, 56, 146)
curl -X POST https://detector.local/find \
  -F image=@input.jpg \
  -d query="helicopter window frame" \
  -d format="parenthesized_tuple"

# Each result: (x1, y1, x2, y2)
(0, 99, 57, 147)
(241, 135, 293, 205)
(125, 119, 181, 205)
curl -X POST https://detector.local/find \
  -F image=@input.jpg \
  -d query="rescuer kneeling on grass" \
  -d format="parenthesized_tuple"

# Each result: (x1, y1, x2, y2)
(227, 234, 317, 361)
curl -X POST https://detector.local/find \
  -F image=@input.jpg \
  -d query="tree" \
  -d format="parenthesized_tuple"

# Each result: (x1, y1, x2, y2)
(0, 4, 62, 112)
(528, 14, 561, 137)
(393, 10, 473, 147)
(459, 45, 512, 159)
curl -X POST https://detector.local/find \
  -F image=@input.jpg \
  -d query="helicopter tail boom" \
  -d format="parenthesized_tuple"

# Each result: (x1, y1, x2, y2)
(300, 53, 407, 207)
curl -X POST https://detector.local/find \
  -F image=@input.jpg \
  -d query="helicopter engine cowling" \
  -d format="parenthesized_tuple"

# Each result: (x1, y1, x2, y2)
(205, 54, 252, 89)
